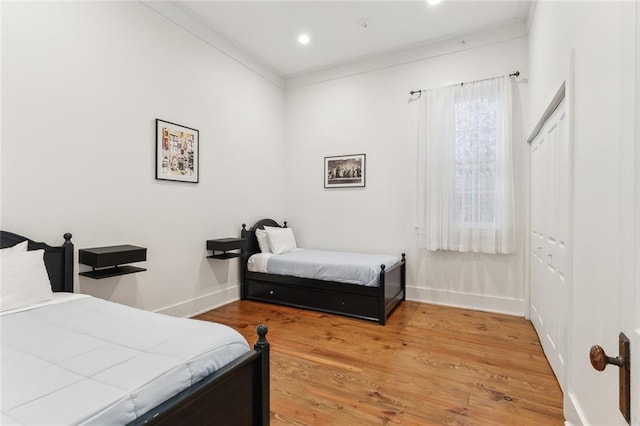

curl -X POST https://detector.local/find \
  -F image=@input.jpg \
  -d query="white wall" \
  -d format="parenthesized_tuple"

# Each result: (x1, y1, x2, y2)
(284, 27, 529, 315)
(1, 1, 286, 315)
(528, 1, 635, 424)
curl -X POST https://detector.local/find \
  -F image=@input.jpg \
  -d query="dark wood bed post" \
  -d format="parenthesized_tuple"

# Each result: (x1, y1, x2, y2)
(378, 264, 387, 326)
(240, 224, 248, 300)
(254, 324, 270, 424)
(63, 233, 74, 293)
(401, 253, 406, 301)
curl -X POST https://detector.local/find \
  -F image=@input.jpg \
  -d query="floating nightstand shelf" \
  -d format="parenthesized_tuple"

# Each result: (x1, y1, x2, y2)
(79, 245, 147, 279)
(207, 238, 245, 259)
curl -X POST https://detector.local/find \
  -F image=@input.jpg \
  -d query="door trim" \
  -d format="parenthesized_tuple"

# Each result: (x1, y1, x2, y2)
(527, 82, 566, 144)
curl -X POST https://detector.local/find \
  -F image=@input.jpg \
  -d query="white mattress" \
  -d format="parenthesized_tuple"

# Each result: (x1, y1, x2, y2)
(0, 294, 250, 425)
(247, 248, 400, 287)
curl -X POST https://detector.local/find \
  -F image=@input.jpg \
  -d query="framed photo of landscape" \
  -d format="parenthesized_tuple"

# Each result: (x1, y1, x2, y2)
(156, 119, 199, 183)
(324, 153, 366, 188)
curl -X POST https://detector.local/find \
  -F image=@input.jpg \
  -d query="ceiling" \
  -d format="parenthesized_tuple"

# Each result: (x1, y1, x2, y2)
(178, 1, 531, 79)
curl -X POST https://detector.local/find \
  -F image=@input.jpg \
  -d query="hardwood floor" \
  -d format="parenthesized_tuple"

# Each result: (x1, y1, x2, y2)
(196, 301, 564, 425)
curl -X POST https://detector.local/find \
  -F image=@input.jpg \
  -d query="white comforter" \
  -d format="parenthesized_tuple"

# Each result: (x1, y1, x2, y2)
(0, 294, 249, 425)
(247, 248, 400, 287)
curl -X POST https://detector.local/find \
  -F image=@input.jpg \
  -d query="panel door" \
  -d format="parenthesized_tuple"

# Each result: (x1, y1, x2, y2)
(529, 100, 570, 391)
(530, 132, 544, 332)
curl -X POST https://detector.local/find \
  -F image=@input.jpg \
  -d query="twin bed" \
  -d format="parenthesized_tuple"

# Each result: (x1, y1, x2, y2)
(0, 231, 269, 425)
(240, 219, 406, 325)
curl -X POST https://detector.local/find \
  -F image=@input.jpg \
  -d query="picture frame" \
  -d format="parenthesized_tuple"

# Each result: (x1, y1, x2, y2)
(156, 119, 199, 183)
(324, 153, 366, 188)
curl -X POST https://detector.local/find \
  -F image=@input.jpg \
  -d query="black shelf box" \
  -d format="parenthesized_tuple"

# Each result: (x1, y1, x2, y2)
(206, 238, 245, 252)
(206, 238, 245, 260)
(79, 245, 147, 268)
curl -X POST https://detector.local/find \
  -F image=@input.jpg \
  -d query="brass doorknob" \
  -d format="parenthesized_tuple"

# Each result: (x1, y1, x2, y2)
(589, 345, 624, 371)
(589, 334, 631, 423)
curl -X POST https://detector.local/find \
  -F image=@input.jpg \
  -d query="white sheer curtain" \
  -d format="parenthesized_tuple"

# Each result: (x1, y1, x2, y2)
(417, 76, 515, 254)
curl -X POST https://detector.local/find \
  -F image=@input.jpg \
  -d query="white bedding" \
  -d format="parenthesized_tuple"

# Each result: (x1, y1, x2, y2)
(1, 294, 250, 425)
(247, 252, 274, 273)
(247, 248, 400, 287)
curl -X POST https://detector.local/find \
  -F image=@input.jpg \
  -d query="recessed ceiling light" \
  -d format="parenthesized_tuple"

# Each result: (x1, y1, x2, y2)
(427, 0, 442, 5)
(298, 34, 310, 45)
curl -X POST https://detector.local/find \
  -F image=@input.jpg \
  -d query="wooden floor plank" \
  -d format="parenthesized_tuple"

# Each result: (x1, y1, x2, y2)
(196, 300, 564, 425)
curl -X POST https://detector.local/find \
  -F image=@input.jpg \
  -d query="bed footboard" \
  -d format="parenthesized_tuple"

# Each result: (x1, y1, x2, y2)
(378, 253, 406, 325)
(132, 325, 270, 425)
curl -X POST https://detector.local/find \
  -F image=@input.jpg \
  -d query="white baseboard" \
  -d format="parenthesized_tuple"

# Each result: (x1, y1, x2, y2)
(157, 285, 524, 318)
(155, 285, 240, 318)
(406, 286, 525, 316)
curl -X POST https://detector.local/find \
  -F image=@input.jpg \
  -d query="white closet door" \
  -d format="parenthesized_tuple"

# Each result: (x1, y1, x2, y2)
(529, 100, 570, 391)
(530, 134, 544, 330)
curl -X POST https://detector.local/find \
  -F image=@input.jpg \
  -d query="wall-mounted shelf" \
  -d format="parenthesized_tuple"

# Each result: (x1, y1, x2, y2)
(79, 245, 147, 279)
(207, 238, 245, 259)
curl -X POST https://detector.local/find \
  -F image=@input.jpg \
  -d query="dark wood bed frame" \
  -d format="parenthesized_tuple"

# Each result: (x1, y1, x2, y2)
(0, 230, 271, 425)
(240, 219, 406, 325)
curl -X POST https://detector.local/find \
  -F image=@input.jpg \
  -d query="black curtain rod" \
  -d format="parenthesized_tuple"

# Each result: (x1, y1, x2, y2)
(409, 71, 520, 97)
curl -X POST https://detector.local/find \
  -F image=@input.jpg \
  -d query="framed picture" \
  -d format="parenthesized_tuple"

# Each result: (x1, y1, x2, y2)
(156, 119, 199, 183)
(324, 153, 366, 188)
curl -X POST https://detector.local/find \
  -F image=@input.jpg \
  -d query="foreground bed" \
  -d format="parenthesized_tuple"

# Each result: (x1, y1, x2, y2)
(240, 219, 405, 325)
(0, 231, 270, 425)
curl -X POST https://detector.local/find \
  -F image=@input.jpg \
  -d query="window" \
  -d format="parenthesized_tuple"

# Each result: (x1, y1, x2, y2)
(417, 77, 515, 254)
(454, 94, 498, 226)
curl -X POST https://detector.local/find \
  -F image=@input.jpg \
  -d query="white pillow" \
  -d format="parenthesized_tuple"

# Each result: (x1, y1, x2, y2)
(1, 240, 28, 255)
(264, 226, 297, 255)
(1, 249, 54, 312)
(255, 229, 272, 253)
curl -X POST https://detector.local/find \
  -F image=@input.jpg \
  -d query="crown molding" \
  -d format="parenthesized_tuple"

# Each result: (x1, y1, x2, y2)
(526, 0, 538, 32)
(285, 20, 528, 90)
(140, 0, 285, 89)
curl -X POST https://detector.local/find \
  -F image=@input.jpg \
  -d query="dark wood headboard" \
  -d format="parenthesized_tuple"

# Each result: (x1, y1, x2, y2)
(0, 231, 74, 293)
(239, 219, 286, 299)
(240, 218, 286, 256)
